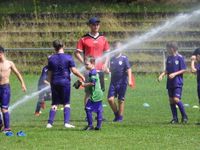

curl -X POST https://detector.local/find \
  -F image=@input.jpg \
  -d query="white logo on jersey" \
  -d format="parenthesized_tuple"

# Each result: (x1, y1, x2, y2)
(119, 61, 122, 65)
(175, 60, 179, 65)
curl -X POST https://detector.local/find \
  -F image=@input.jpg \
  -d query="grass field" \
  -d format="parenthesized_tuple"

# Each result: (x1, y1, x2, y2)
(0, 73, 200, 149)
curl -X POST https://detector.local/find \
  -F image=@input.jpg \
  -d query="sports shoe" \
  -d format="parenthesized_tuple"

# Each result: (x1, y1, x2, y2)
(83, 126, 94, 131)
(64, 123, 75, 128)
(4, 131, 14, 136)
(17, 131, 26, 137)
(46, 123, 53, 128)
(181, 116, 188, 124)
(94, 127, 101, 130)
(170, 119, 179, 124)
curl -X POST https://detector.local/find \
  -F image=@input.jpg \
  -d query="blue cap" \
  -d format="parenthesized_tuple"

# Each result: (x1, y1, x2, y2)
(88, 17, 100, 24)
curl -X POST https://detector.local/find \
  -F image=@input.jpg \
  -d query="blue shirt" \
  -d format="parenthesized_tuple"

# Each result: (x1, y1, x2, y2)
(38, 65, 48, 89)
(110, 55, 131, 84)
(48, 53, 75, 85)
(166, 54, 186, 89)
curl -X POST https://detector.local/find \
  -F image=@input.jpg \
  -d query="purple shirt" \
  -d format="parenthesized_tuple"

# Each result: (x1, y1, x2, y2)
(48, 53, 75, 85)
(166, 54, 186, 89)
(110, 55, 131, 84)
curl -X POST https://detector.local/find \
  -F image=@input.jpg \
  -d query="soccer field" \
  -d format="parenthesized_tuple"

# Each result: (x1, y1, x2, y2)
(0, 74, 200, 150)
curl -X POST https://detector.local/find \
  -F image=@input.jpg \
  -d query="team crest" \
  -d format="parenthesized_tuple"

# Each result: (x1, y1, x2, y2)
(119, 61, 123, 65)
(175, 60, 179, 65)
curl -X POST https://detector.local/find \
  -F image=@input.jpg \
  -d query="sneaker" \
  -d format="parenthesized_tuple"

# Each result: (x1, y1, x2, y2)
(46, 123, 53, 128)
(17, 131, 26, 137)
(64, 123, 75, 128)
(83, 126, 94, 131)
(170, 119, 179, 124)
(41, 101, 46, 109)
(181, 116, 188, 124)
(4, 131, 14, 136)
(94, 127, 101, 130)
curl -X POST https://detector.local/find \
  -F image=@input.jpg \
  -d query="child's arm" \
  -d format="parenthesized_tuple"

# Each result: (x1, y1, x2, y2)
(158, 71, 167, 82)
(71, 67, 85, 81)
(168, 69, 186, 79)
(127, 68, 132, 86)
(191, 56, 197, 73)
(10, 61, 27, 92)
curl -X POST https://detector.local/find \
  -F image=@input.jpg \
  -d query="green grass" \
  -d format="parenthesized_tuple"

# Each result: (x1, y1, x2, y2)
(0, 73, 200, 149)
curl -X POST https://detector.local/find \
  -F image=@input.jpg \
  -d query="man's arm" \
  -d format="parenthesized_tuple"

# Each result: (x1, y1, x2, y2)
(10, 61, 26, 92)
(74, 51, 84, 64)
(71, 67, 85, 81)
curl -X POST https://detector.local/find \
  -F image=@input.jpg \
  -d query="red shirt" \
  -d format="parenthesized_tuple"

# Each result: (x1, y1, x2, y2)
(76, 33, 110, 70)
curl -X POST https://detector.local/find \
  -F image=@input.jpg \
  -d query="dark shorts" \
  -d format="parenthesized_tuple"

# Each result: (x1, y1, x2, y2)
(85, 99, 103, 113)
(107, 82, 127, 101)
(167, 87, 182, 99)
(51, 84, 70, 105)
(0, 84, 11, 109)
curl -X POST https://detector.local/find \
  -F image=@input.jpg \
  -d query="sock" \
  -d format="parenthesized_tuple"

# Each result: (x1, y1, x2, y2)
(64, 107, 70, 124)
(170, 104, 178, 120)
(118, 115, 123, 121)
(96, 111, 103, 129)
(3, 112, 10, 129)
(48, 108, 56, 125)
(177, 101, 187, 118)
(86, 110, 93, 127)
(35, 101, 41, 112)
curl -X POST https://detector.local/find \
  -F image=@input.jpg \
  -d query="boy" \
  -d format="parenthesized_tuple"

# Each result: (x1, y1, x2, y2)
(34, 65, 51, 116)
(81, 57, 103, 130)
(191, 48, 200, 105)
(107, 42, 132, 122)
(46, 40, 85, 128)
(0, 46, 26, 132)
(158, 42, 188, 124)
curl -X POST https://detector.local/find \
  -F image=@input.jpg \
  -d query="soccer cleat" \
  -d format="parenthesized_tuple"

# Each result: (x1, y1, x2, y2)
(170, 119, 179, 124)
(46, 123, 53, 128)
(94, 127, 101, 131)
(181, 116, 188, 124)
(83, 126, 94, 131)
(64, 123, 75, 128)
(17, 131, 26, 137)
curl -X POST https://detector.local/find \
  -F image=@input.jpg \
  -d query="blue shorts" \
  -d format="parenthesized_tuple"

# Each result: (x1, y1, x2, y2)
(107, 82, 127, 101)
(85, 99, 103, 113)
(167, 87, 182, 99)
(0, 84, 11, 109)
(51, 84, 70, 105)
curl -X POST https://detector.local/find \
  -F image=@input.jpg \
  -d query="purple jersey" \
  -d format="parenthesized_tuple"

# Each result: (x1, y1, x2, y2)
(110, 55, 130, 84)
(48, 53, 75, 86)
(166, 54, 186, 89)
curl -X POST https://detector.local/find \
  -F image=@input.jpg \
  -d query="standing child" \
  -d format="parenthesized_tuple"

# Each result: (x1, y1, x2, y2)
(158, 42, 188, 124)
(191, 48, 200, 105)
(81, 57, 103, 130)
(34, 65, 51, 116)
(46, 40, 85, 128)
(107, 42, 132, 122)
(0, 46, 26, 133)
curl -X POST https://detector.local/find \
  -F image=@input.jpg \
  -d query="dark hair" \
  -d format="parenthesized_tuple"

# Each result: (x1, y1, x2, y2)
(166, 42, 178, 51)
(0, 46, 5, 53)
(53, 40, 64, 51)
(84, 56, 95, 64)
(192, 48, 200, 56)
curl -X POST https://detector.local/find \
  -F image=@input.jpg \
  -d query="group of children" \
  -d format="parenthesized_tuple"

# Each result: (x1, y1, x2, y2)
(1, 39, 200, 133)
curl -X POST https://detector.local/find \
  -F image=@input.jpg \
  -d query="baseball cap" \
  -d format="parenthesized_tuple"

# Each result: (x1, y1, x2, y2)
(88, 17, 100, 24)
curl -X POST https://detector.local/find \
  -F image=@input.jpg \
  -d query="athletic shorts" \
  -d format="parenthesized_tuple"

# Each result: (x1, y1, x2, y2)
(167, 87, 182, 99)
(0, 84, 11, 109)
(107, 82, 127, 101)
(51, 84, 70, 105)
(85, 99, 103, 113)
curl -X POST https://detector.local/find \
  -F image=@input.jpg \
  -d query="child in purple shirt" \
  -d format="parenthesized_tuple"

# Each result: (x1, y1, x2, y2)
(158, 42, 188, 124)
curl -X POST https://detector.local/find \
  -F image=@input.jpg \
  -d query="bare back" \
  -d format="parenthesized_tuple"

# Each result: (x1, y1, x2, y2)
(0, 60, 12, 85)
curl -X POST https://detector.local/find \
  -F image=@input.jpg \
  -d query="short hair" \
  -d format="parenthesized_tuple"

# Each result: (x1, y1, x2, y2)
(0, 46, 5, 53)
(84, 56, 95, 65)
(53, 40, 64, 51)
(166, 42, 178, 51)
(192, 48, 200, 56)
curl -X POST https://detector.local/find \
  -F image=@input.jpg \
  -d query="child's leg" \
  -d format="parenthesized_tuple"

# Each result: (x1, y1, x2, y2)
(117, 100, 125, 121)
(174, 97, 187, 119)
(48, 105, 57, 125)
(2, 108, 10, 130)
(85, 100, 93, 127)
(108, 96, 118, 117)
(96, 111, 103, 129)
(169, 98, 178, 121)
(63, 104, 70, 124)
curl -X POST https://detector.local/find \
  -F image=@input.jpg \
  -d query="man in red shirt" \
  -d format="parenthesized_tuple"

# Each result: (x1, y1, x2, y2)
(75, 17, 110, 106)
